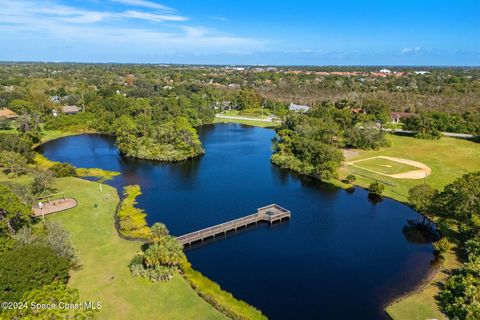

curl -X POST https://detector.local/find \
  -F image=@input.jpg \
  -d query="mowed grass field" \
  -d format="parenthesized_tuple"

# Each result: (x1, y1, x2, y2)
(348, 157, 419, 175)
(48, 177, 225, 320)
(340, 134, 480, 202)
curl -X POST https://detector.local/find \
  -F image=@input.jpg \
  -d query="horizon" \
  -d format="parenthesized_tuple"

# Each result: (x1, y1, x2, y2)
(1, 61, 479, 68)
(1, 0, 479, 66)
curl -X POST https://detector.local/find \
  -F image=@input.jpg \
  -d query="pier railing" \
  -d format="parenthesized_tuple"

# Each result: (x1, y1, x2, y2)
(176, 204, 291, 246)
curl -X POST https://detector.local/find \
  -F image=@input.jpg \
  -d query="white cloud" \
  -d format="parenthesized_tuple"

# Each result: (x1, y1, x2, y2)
(109, 0, 173, 11)
(0, 0, 264, 55)
(121, 10, 187, 22)
(401, 46, 421, 54)
(211, 16, 229, 22)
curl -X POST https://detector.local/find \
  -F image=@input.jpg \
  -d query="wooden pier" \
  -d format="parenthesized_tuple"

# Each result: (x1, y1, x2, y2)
(176, 204, 291, 246)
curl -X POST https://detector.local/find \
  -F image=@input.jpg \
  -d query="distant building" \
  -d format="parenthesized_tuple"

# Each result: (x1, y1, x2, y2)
(414, 71, 430, 75)
(379, 69, 392, 74)
(50, 95, 61, 103)
(288, 103, 310, 113)
(0, 108, 18, 119)
(351, 108, 365, 114)
(391, 112, 414, 123)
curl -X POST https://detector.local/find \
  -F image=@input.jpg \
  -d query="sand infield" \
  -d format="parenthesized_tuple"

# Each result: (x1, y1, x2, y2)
(346, 156, 432, 180)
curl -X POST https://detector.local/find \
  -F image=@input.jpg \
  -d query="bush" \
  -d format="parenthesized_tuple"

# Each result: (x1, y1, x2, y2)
(129, 263, 175, 282)
(368, 181, 385, 197)
(433, 237, 452, 259)
(408, 184, 437, 212)
(50, 162, 77, 177)
(0, 245, 70, 301)
(346, 174, 356, 183)
(117, 185, 151, 239)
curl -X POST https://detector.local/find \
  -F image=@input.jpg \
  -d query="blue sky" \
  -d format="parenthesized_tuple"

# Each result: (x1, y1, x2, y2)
(0, 0, 479, 65)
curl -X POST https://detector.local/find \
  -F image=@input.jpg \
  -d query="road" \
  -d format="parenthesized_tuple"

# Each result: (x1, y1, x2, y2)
(216, 115, 475, 138)
(215, 114, 281, 123)
(384, 128, 474, 138)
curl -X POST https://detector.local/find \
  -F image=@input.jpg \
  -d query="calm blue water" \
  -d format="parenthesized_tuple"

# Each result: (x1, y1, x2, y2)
(39, 124, 434, 320)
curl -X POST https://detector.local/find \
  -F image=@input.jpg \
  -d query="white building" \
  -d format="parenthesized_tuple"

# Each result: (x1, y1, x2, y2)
(288, 103, 310, 113)
(379, 69, 392, 74)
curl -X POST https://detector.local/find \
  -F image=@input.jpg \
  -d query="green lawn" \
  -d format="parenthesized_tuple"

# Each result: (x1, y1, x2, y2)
(48, 177, 225, 320)
(341, 134, 480, 202)
(348, 157, 419, 175)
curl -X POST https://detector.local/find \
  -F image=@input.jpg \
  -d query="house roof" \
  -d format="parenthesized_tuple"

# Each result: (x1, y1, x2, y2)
(0, 108, 18, 119)
(289, 103, 310, 112)
(62, 105, 80, 113)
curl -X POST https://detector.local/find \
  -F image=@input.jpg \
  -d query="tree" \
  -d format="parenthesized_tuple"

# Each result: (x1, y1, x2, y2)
(408, 184, 438, 213)
(31, 169, 55, 195)
(41, 221, 79, 267)
(368, 181, 385, 197)
(151, 222, 169, 242)
(344, 125, 390, 150)
(433, 237, 452, 259)
(0, 150, 28, 177)
(345, 174, 356, 184)
(438, 262, 480, 320)
(0, 133, 34, 161)
(0, 245, 70, 301)
(143, 236, 185, 268)
(362, 99, 390, 126)
(434, 172, 480, 220)
(50, 162, 78, 177)
(0, 184, 31, 235)
(0, 118, 11, 130)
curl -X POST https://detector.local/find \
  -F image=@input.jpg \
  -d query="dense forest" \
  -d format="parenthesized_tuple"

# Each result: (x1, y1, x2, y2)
(271, 99, 391, 181)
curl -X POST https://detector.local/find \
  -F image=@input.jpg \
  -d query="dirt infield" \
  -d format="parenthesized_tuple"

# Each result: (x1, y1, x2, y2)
(32, 198, 78, 217)
(346, 156, 432, 180)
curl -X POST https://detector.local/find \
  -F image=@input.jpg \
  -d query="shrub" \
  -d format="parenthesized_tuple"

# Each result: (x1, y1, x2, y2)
(433, 237, 452, 259)
(117, 185, 151, 239)
(346, 174, 356, 183)
(0, 245, 70, 301)
(129, 263, 175, 282)
(50, 162, 78, 177)
(368, 181, 385, 197)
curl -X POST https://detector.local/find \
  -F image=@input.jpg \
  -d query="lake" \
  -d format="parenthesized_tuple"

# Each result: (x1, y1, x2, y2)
(39, 123, 435, 320)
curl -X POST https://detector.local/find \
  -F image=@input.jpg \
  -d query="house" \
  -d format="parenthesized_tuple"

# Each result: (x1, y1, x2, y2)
(288, 103, 310, 113)
(351, 108, 365, 114)
(379, 69, 392, 74)
(50, 95, 61, 103)
(414, 71, 430, 75)
(62, 105, 81, 115)
(0, 108, 19, 119)
(391, 112, 414, 123)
